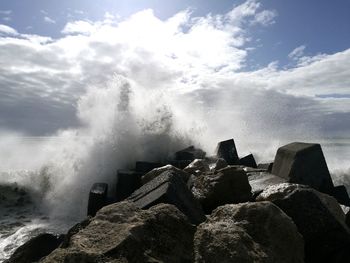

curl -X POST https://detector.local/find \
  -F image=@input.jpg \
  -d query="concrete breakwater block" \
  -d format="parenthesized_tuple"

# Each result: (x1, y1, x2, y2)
(332, 185, 350, 206)
(135, 161, 164, 173)
(257, 162, 274, 172)
(128, 170, 206, 225)
(87, 183, 108, 216)
(272, 142, 334, 194)
(215, 139, 239, 165)
(239, 153, 257, 168)
(175, 146, 206, 161)
(116, 170, 143, 201)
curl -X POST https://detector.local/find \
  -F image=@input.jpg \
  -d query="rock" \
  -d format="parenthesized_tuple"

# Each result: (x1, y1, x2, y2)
(135, 161, 164, 173)
(184, 159, 210, 175)
(215, 139, 239, 165)
(116, 170, 142, 201)
(141, 164, 191, 185)
(87, 183, 108, 216)
(347, 211, 350, 228)
(271, 142, 334, 194)
(194, 202, 304, 263)
(209, 158, 228, 171)
(169, 159, 193, 169)
(41, 202, 195, 263)
(332, 185, 350, 206)
(192, 166, 252, 213)
(175, 146, 206, 161)
(239, 153, 257, 168)
(6, 233, 63, 263)
(248, 172, 287, 199)
(257, 162, 274, 172)
(257, 183, 350, 263)
(128, 170, 205, 224)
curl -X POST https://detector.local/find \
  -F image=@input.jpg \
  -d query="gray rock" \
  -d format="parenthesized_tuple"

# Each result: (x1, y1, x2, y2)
(141, 164, 190, 185)
(257, 183, 350, 263)
(257, 162, 273, 172)
(248, 172, 287, 198)
(194, 202, 304, 263)
(41, 202, 195, 263)
(6, 233, 63, 263)
(128, 170, 205, 224)
(271, 142, 334, 194)
(184, 159, 210, 175)
(192, 166, 251, 213)
(175, 146, 206, 161)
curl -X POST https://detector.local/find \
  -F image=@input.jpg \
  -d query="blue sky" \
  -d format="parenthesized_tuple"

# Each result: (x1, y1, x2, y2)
(0, 0, 349, 138)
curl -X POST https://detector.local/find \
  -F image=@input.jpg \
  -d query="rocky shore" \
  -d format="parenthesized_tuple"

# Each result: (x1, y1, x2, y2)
(6, 139, 350, 263)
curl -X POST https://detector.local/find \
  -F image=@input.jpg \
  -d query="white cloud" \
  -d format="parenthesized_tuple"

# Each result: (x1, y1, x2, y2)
(288, 45, 306, 60)
(61, 20, 95, 35)
(253, 9, 277, 26)
(44, 16, 56, 24)
(0, 10, 12, 15)
(0, 24, 18, 35)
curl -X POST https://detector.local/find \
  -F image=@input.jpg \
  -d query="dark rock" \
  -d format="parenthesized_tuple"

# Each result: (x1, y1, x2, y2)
(239, 153, 257, 168)
(332, 185, 350, 206)
(175, 146, 206, 161)
(215, 139, 239, 165)
(87, 183, 108, 216)
(135, 161, 164, 173)
(128, 170, 205, 225)
(41, 202, 195, 263)
(346, 210, 350, 228)
(257, 183, 350, 263)
(6, 233, 63, 263)
(192, 166, 252, 213)
(210, 158, 228, 171)
(257, 162, 274, 172)
(194, 202, 304, 263)
(248, 172, 287, 199)
(116, 170, 142, 201)
(169, 159, 193, 169)
(272, 142, 334, 194)
(141, 165, 190, 185)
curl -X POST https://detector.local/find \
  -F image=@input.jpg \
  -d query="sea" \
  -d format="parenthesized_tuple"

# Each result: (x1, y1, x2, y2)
(0, 136, 349, 262)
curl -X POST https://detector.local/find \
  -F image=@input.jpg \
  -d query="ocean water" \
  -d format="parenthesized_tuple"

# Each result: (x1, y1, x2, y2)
(0, 78, 349, 261)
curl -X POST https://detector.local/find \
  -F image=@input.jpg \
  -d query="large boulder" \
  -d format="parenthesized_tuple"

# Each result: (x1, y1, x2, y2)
(41, 202, 195, 263)
(141, 164, 190, 185)
(191, 166, 252, 213)
(194, 202, 304, 263)
(271, 142, 334, 194)
(128, 170, 205, 224)
(215, 139, 239, 165)
(6, 233, 63, 263)
(257, 183, 350, 263)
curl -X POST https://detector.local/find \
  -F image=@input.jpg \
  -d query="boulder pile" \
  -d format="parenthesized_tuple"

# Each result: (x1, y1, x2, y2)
(7, 140, 350, 263)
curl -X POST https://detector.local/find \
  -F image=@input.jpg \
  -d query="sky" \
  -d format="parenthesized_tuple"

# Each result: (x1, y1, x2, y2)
(0, 0, 349, 138)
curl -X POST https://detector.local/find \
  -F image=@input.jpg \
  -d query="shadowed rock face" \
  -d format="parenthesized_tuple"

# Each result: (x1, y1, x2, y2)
(41, 202, 195, 263)
(194, 202, 304, 263)
(272, 142, 334, 194)
(192, 166, 252, 214)
(257, 183, 350, 263)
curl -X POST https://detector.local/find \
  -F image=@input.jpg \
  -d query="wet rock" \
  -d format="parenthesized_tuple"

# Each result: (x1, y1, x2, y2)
(248, 172, 287, 199)
(239, 153, 257, 168)
(41, 202, 195, 263)
(184, 159, 210, 175)
(175, 146, 206, 161)
(194, 202, 304, 263)
(271, 142, 334, 194)
(87, 183, 108, 216)
(116, 170, 142, 201)
(192, 166, 251, 213)
(209, 158, 228, 171)
(135, 161, 164, 173)
(6, 233, 64, 263)
(141, 164, 190, 185)
(257, 183, 350, 263)
(128, 170, 205, 224)
(215, 139, 239, 165)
